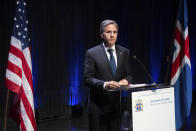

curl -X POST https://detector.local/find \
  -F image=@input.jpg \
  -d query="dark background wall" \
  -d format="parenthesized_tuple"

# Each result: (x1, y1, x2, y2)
(1, 0, 196, 128)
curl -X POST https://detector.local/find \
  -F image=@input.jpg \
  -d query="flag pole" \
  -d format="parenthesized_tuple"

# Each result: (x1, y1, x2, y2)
(3, 89, 10, 131)
(164, 38, 174, 84)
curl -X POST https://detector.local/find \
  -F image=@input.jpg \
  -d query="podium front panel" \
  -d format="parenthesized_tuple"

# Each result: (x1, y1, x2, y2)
(132, 87, 175, 131)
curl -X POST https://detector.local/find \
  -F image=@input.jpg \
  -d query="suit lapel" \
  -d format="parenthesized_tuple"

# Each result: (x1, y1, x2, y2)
(116, 45, 122, 75)
(99, 44, 124, 77)
(100, 44, 114, 75)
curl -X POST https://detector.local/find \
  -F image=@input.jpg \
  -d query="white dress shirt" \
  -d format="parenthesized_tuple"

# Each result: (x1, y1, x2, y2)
(103, 43, 118, 88)
(102, 43, 117, 67)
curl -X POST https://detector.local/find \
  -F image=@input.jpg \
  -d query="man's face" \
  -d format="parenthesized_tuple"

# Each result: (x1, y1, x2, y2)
(101, 24, 118, 47)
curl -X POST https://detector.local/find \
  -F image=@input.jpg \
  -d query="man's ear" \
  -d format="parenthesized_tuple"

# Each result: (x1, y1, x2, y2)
(100, 34, 104, 39)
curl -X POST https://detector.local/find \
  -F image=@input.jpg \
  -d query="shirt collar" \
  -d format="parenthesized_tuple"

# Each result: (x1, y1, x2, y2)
(102, 42, 116, 52)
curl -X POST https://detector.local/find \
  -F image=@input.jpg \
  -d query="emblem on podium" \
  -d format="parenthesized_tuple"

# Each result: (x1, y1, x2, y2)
(135, 99, 143, 112)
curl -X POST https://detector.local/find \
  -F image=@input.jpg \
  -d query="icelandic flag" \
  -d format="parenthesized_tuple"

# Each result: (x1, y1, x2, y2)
(170, 0, 192, 130)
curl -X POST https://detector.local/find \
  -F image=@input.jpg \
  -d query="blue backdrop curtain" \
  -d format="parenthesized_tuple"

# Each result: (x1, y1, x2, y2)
(1, 0, 196, 125)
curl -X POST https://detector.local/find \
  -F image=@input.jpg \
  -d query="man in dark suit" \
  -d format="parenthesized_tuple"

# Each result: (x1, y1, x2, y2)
(83, 20, 132, 131)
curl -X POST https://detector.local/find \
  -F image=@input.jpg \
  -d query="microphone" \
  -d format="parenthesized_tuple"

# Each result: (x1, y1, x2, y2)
(132, 55, 156, 85)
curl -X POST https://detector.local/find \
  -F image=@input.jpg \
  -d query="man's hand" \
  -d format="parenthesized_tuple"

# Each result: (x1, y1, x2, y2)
(118, 79, 128, 86)
(105, 81, 120, 89)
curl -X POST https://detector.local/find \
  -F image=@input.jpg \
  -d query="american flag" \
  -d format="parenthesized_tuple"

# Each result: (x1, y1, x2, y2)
(170, 0, 192, 130)
(5, 0, 37, 131)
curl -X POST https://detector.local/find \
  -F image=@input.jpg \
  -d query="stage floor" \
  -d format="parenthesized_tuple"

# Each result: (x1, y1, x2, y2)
(6, 97, 196, 131)
(6, 112, 196, 131)
(7, 113, 89, 131)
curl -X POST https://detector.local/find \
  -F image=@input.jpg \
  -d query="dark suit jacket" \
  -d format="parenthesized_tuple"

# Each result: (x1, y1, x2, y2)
(83, 44, 132, 114)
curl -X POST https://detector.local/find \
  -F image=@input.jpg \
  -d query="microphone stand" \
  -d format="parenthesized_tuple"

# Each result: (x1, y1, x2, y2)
(132, 55, 157, 86)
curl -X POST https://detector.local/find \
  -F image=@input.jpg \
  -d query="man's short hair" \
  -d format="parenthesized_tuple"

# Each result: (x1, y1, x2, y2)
(100, 20, 118, 34)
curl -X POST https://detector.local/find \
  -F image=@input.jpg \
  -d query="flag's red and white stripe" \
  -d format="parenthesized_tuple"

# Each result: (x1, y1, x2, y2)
(5, 36, 37, 131)
(170, 20, 191, 84)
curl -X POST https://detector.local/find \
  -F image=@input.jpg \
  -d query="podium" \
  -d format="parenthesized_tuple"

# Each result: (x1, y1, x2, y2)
(107, 84, 176, 131)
